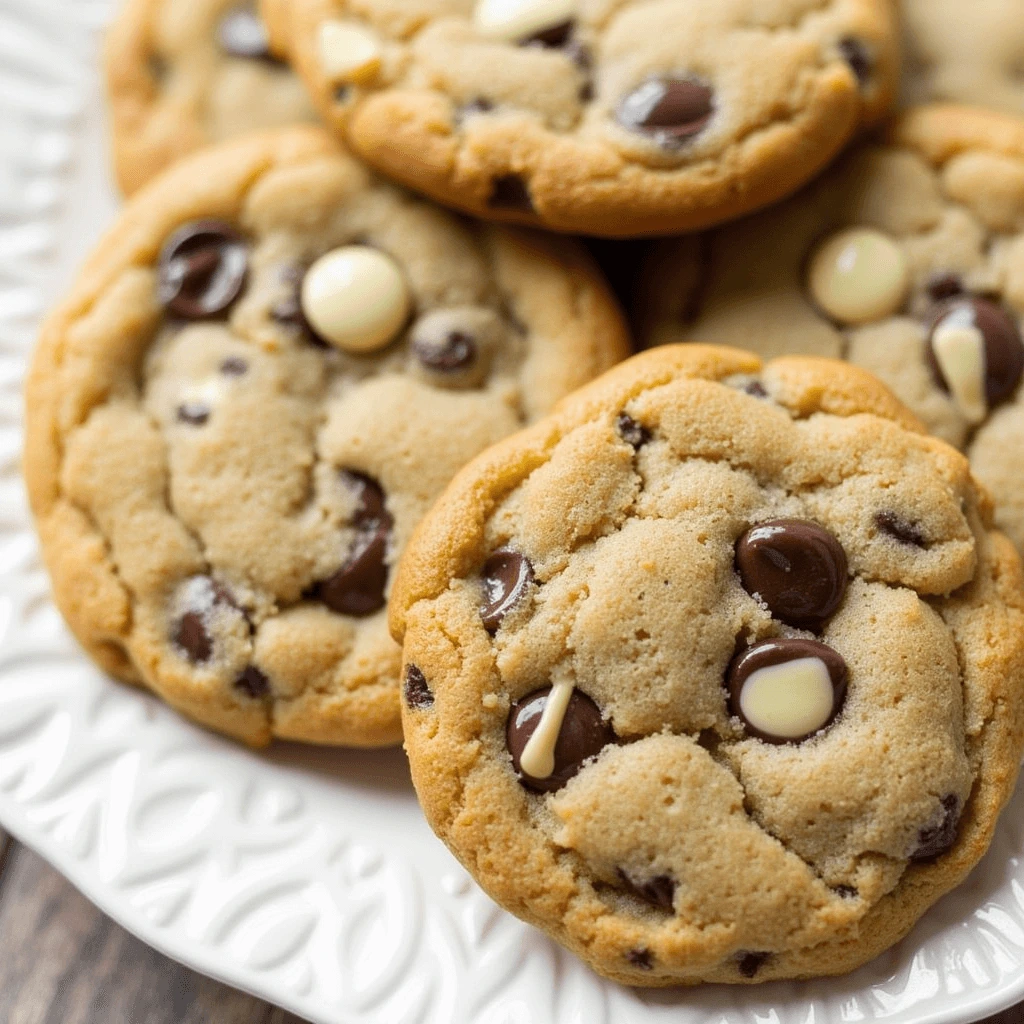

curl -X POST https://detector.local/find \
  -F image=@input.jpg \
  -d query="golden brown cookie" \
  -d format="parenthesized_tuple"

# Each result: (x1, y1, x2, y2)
(260, 0, 899, 237)
(391, 343, 1024, 985)
(24, 127, 630, 748)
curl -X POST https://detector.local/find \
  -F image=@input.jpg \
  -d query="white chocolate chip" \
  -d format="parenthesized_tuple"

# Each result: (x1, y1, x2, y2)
(739, 657, 835, 741)
(519, 678, 574, 779)
(301, 246, 410, 354)
(807, 228, 910, 325)
(317, 20, 382, 84)
(474, 0, 574, 43)
(932, 323, 988, 424)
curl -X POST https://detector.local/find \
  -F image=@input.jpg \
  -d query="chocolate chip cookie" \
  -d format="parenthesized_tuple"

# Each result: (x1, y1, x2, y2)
(391, 344, 1024, 985)
(260, 0, 898, 237)
(642, 104, 1024, 555)
(24, 127, 630, 748)
(105, 0, 319, 194)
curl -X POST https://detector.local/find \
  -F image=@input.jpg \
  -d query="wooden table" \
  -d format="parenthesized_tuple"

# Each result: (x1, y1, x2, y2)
(0, 827, 1020, 1024)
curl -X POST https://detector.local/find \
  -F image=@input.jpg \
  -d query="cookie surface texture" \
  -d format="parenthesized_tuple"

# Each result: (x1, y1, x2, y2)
(391, 343, 1024, 985)
(261, 0, 898, 236)
(24, 127, 630, 748)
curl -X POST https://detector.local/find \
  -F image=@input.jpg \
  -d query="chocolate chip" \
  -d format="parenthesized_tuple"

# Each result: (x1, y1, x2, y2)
(617, 76, 714, 146)
(627, 948, 653, 970)
(404, 665, 434, 710)
(926, 272, 965, 302)
(727, 638, 848, 745)
(148, 54, 167, 82)
(617, 868, 676, 911)
(735, 519, 848, 631)
(158, 221, 248, 320)
(744, 380, 769, 398)
(316, 472, 392, 617)
(334, 85, 351, 104)
(217, 8, 274, 61)
(272, 264, 329, 347)
(173, 577, 238, 663)
(833, 884, 859, 899)
(480, 550, 534, 632)
(521, 19, 573, 47)
(412, 327, 476, 372)
(220, 356, 249, 376)
(506, 687, 615, 792)
(488, 175, 534, 212)
(838, 37, 871, 85)
(177, 402, 210, 426)
(925, 296, 1024, 407)
(235, 666, 270, 698)
(875, 510, 928, 548)
(911, 794, 962, 862)
(616, 413, 651, 449)
(737, 951, 771, 978)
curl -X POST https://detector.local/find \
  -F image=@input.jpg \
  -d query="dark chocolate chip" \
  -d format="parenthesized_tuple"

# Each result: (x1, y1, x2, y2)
(627, 948, 653, 970)
(235, 666, 270, 698)
(735, 519, 848, 631)
(316, 472, 392, 617)
(737, 951, 772, 979)
(925, 296, 1024, 407)
(838, 37, 871, 85)
(616, 413, 651, 449)
(926, 272, 965, 302)
(412, 326, 477, 372)
(177, 402, 210, 426)
(506, 687, 615, 792)
(158, 220, 248, 320)
(744, 380, 769, 398)
(833, 884, 859, 899)
(875, 510, 928, 548)
(617, 76, 713, 145)
(220, 356, 249, 376)
(217, 8, 273, 61)
(480, 550, 534, 632)
(173, 577, 237, 663)
(617, 868, 676, 911)
(488, 174, 534, 212)
(404, 665, 434, 710)
(521, 19, 573, 48)
(911, 794, 962, 862)
(272, 264, 328, 346)
(727, 638, 848, 745)
(334, 84, 351, 104)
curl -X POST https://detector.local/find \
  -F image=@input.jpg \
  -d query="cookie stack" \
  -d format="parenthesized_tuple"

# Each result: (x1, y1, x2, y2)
(23, 0, 1024, 989)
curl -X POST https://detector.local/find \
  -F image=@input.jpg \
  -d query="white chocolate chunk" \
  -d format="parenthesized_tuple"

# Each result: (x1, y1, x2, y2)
(807, 228, 909, 325)
(932, 323, 988, 424)
(739, 657, 835, 741)
(474, 0, 574, 43)
(520, 678, 575, 779)
(301, 246, 410, 354)
(317, 20, 382, 84)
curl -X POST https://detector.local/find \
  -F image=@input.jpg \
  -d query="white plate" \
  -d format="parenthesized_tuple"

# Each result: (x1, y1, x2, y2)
(3, 2, 1024, 1021)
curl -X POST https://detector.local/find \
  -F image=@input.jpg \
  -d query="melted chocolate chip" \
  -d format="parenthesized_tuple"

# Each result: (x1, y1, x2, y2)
(521, 19, 573, 48)
(506, 687, 615, 792)
(480, 550, 534, 632)
(735, 519, 848, 631)
(158, 221, 248, 320)
(617, 868, 676, 911)
(488, 174, 534, 212)
(737, 951, 771, 979)
(217, 8, 274, 61)
(616, 413, 651, 449)
(911, 794, 962, 862)
(316, 472, 392, 617)
(925, 296, 1024, 407)
(617, 76, 714, 145)
(875, 510, 928, 548)
(838, 37, 871, 85)
(220, 356, 249, 376)
(926, 272, 965, 302)
(235, 666, 270, 698)
(412, 327, 477, 372)
(627, 948, 653, 970)
(727, 638, 848, 744)
(404, 665, 434, 710)
(177, 402, 210, 426)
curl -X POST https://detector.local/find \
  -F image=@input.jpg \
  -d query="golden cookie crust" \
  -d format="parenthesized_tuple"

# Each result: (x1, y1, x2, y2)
(392, 344, 1024, 985)
(24, 127, 630, 748)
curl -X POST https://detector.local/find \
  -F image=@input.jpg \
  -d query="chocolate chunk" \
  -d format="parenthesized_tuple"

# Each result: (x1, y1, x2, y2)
(911, 794, 962, 862)
(737, 951, 771, 978)
(412, 325, 477, 372)
(506, 687, 614, 792)
(617, 76, 714, 145)
(617, 868, 676, 911)
(217, 8, 274, 60)
(727, 638, 848, 744)
(488, 174, 534, 212)
(404, 665, 434, 710)
(177, 402, 210, 426)
(235, 666, 270, 698)
(838, 37, 871, 85)
(627, 948, 653, 970)
(158, 220, 248, 320)
(616, 413, 651, 449)
(316, 472, 392, 617)
(480, 550, 534, 632)
(220, 356, 249, 376)
(925, 296, 1024, 407)
(926, 273, 965, 302)
(875, 510, 928, 548)
(735, 519, 848, 631)
(521, 19, 573, 47)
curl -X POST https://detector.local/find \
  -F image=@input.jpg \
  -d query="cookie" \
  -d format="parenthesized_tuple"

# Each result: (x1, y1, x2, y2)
(105, 0, 319, 194)
(391, 343, 1024, 985)
(24, 127, 630, 748)
(901, 0, 1024, 114)
(260, 0, 898, 237)
(642, 104, 1024, 555)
